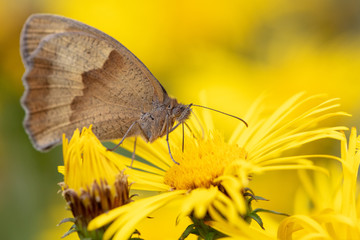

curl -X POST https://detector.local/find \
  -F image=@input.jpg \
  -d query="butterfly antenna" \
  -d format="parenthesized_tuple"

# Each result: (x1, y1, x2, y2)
(192, 104, 248, 127)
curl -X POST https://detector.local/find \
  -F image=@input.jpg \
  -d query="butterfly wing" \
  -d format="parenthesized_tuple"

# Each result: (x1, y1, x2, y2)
(21, 14, 168, 150)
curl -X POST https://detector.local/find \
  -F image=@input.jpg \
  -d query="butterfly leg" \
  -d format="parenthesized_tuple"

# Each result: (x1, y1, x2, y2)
(169, 122, 188, 152)
(169, 121, 182, 133)
(130, 137, 137, 168)
(107, 121, 138, 151)
(169, 121, 186, 152)
(189, 109, 204, 139)
(182, 122, 184, 152)
(166, 117, 180, 165)
(183, 122, 198, 139)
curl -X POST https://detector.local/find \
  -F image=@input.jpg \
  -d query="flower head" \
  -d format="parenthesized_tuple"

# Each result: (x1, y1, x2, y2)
(58, 126, 132, 239)
(278, 127, 360, 239)
(88, 93, 348, 240)
(164, 132, 247, 190)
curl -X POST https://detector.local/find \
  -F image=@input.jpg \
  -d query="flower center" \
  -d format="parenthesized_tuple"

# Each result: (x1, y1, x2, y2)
(164, 132, 247, 190)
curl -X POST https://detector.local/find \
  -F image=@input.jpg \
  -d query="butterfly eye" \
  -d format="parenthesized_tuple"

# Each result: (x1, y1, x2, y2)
(167, 104, 172, 109)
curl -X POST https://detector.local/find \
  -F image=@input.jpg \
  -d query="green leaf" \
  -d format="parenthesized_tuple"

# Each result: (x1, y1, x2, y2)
(205, 232, 216, 240)
(244, 192, 268, 202)
(252, 195, 268, 201)
(252, 208, 289, 216)
(182, 216, 228, 240)
(243, 188, 254, 195)
(179, 224, 197, 240)
(248, 212, 264, 229)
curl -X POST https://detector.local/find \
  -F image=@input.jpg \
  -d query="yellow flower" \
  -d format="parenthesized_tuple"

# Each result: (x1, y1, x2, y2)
(58, 126, 132, 239)
(278, 127, 360, 239)
(88, 93, 348, 240)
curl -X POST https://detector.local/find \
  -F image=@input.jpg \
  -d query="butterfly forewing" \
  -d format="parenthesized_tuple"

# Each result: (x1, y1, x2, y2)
(22, 14, 124, 65)
(21, 14, 168, 150)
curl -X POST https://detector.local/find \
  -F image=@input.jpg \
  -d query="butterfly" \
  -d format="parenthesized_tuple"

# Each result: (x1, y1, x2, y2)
(20, 14, 247, 164)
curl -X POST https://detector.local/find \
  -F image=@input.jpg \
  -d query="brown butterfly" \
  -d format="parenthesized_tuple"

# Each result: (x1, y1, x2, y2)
(20, 14, 247, 164)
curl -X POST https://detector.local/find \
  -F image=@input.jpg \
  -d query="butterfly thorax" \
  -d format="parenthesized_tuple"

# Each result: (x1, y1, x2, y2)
(138, 97, 190, 142)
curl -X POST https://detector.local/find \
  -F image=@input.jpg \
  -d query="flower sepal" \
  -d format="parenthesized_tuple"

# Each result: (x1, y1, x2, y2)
(58, 218, 76, 239)
(58, 217, 105, 240)
(180, 215, 227, 240)
(244, 188, 289, 229)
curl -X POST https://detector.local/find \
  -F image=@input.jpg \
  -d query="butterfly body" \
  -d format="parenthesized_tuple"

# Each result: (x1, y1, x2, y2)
(20, 14, 190, 151)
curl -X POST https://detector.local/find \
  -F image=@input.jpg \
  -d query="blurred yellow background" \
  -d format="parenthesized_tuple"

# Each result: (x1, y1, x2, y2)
(1, 0, 360, 239)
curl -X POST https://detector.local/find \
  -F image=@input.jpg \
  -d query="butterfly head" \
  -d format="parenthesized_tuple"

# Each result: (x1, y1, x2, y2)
(168, 99, 192, 124)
